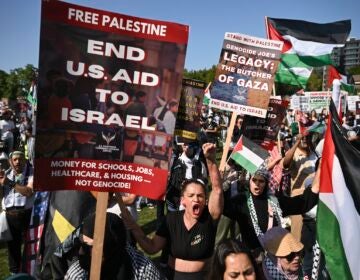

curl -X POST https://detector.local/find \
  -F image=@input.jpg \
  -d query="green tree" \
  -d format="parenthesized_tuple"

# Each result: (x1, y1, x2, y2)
(274, 83, 302, 96)
(0, 64, 37, 100)
(0, 70, 9, 98)
(183, 65, 216, 84)
(348, 66, 360, 75)
(305, 71, 322, 91)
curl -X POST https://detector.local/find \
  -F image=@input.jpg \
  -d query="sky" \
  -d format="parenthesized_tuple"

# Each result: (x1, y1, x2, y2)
(0, 0, 359, 73)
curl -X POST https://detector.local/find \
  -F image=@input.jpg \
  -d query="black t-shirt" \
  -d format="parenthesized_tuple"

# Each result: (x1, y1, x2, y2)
(156, 207, 217, 260)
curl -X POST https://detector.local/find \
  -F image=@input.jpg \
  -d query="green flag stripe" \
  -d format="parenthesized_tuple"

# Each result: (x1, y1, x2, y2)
(297, 54, 333, 67)
(231, 152, 258, 174)
(317, 200, 352, 280)
(276, 53, 312, 88)
(280, 53, 312, 69)
(341, 83, 356, 94)
(275, 70, 309, 88)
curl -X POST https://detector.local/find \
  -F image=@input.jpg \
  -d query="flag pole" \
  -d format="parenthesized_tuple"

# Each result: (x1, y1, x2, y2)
(219, 112, 237, 173)
(89, 192, 109, 280)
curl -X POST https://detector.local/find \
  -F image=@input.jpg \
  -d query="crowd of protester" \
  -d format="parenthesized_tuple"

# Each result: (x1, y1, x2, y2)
(1, 98, 360, 280)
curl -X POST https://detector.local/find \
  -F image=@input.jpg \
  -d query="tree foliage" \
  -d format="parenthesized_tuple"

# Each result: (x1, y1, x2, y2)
(274, 83, 302, 96)
(348, 65, 360, 76)
(305, 70, 323, 91)
(183, 65, 217, 84)
(0, 64, 37, 100)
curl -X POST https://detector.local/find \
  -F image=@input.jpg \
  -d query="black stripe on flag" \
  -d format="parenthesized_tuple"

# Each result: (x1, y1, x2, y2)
(242, 136, 269, 160)
(267, 18, 351, 44)
(329, 101, 360, 215)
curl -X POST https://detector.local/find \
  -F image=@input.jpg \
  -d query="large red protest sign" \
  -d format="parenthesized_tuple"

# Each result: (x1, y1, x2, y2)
(208, 33, 283, 118)
(34, 1, 188, 199)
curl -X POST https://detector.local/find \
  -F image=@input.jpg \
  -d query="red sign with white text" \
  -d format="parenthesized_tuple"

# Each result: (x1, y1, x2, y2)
(34, 1, 188, 199)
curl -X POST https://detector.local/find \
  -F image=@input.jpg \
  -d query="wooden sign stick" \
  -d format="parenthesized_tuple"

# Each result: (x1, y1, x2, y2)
(89, 191, 109, 280)
(219, 111, 237, 173)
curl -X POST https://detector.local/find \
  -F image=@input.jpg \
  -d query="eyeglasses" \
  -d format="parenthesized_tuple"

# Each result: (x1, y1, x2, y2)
(284, 251, 304, 262)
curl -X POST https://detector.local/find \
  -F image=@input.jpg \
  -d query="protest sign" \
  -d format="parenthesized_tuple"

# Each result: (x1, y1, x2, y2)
(208, 33, 283, 118)
(346, 95, 360, 112)
(290, 95, 309, 112)
(307, 91, 331, 112)
(290, 92, 331, 113)
(242, 98, 288, 150)
(34, 1, 188, 199)
(174, 78, 206, 144)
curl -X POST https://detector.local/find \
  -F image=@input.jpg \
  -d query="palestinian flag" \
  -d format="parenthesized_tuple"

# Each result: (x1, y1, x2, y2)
(327, 65, 356, 94)
(266, 17, 351, 88)
(317, 100, 360, 279)
(305, 120, 326, 134)
(231, 135, 269, 174)
(203, 83, 211, 105)
(26, 82, 37, 106)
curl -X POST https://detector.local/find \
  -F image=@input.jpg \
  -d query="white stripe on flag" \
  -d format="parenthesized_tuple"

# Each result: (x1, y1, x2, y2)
(237, 145, 265, 168)
(321, 156, 360, 279)
(288, 67, 312, 77)
(283, 35, 343, 56)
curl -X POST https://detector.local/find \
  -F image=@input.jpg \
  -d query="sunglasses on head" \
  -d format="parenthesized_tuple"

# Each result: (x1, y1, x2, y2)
(284, 251, 304, 262)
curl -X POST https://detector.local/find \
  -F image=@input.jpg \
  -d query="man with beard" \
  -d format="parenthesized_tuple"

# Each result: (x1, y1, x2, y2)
(0, 151, 34, 275)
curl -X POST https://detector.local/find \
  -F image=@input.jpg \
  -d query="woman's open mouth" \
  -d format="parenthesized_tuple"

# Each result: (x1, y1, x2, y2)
(192, 204, 201, 216)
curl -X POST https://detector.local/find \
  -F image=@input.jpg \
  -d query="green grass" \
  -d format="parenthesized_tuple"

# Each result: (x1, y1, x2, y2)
(0, 241, 9, 279)
(0, 206, 159, 279)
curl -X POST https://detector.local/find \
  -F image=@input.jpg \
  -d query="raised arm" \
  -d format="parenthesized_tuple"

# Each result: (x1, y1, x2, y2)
(310, 159, 321, 194)
(282, 134, 303, 169)
(203, 143, 223, 220)
(0, 172, 34, 197)
(116, 194, 166, 254)
(279, 162, 321, 216)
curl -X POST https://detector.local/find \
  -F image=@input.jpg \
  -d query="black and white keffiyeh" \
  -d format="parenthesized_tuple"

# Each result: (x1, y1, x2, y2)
(247, 192, 283, 243)
(126, 244, 165, 280)
(263, 255, 305, 280)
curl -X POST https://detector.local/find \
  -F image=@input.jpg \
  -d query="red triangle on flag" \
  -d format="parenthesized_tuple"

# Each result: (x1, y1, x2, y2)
(327, 65, 342, 88)
(266, 20, 292, 53)
(233, 136, 243, 153)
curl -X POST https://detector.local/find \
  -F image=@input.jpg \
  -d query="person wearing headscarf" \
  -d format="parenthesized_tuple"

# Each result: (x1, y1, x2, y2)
(222, 163, 320, 268)
(262, 227, 305, 280)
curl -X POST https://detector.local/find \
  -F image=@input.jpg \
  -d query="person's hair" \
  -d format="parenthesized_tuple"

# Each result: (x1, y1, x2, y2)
(81, 212, 133, 279)
(208, 239, 258, 280)
(180, 178, 206, 196)
(169, 100, 178, 108)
